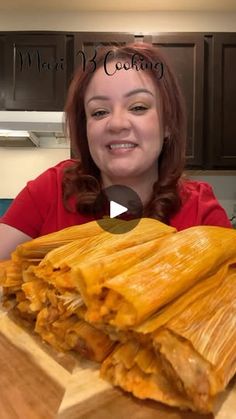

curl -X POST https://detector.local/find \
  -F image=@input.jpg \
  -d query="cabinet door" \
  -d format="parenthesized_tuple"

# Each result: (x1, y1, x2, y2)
(210, 34, 236, 168)
(0, 34, 6, 109)
(74, 32, 135, 71)
(151, 35, 205, 167)
(4, 33, 71, 111)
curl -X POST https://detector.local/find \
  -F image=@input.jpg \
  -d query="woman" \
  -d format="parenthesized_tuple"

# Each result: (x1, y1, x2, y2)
(0, 43, 231, 259)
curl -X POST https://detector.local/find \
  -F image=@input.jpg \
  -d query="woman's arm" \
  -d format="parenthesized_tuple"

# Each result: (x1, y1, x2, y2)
(0, 223, 32, 260)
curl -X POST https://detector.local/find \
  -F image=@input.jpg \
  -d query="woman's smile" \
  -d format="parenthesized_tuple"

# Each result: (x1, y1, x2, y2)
(106, 141, 138, 153)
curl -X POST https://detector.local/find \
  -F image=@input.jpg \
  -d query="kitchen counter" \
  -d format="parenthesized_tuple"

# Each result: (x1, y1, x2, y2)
(0, 309, 235, 419)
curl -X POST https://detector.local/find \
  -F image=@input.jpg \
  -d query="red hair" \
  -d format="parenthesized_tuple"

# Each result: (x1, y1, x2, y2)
(63, 43, 187, 223)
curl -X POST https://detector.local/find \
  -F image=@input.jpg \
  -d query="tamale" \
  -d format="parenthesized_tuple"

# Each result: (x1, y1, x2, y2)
(0, 220, 116, 299)
(35, 308, 114, 362)
(0, 260, 115, 363)
(0, 218, 175, 363)
(3, 263, 114, 362)
(0, 218, 116, 304)
(64, 319, 115, 362)
(21, 274, 86, 318)
(100, 340, 195, 411)
(11, 218, 125, 263)
(21, 279, 49, 312)
(102, 267, 236, 413)
(73, 236, 172, 306)
(134, 263, 229, 335)
(152, 268, 236, 411)
(0, 260, 25, 311)
(85, 226, 236, 329)
(12, 218, 173, 339)
(35, 309, 80, 350)
(0, 260, 22, 288)
(0, 219, 126, 312)
(30, 218, 175, 295)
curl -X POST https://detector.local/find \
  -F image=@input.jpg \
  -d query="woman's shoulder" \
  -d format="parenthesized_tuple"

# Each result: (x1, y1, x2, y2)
(171, 179, 231, 229)
(27, 159, 78, 187)
(176, 179, 216, 218)
(52, 158, 77, 169)
(179, 179, 214, 197)
(178, 178, 223, 215)
(42, 158, 77, 176)
(21, 159, 81, 208)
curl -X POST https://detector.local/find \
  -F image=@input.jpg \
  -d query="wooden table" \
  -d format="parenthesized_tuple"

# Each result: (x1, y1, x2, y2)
(0, 310, 235, 419)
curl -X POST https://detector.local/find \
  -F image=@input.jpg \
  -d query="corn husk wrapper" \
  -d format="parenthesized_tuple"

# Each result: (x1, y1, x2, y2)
(84, 226, 236, 329)
(0, 219, 122, 303)
(101, 267, 236, 413)
(11, 218, 125, 264)
(30, 218, 175, 293)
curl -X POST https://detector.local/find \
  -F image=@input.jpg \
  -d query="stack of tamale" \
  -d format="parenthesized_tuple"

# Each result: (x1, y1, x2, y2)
(0, 218, 175, 361)
(0, 218, 236, 414)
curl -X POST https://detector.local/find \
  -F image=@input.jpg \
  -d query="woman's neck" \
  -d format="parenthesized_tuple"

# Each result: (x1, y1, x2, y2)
(101, 171, 158, 206)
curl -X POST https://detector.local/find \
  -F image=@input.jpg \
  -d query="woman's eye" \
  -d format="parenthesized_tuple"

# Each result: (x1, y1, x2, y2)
(130, 105, 148, 113)
(91, 110, 108, 118)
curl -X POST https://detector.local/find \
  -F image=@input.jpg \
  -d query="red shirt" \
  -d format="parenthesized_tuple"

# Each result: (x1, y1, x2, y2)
(1, 159, 231, 238)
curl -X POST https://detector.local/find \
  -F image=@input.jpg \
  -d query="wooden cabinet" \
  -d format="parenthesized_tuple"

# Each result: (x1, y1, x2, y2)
(151, 34, 205, 167)
(4, 33, 74, 111)
(74, 32, 135, 71)
(0, 34, 6, 109)
(207, 33, 236, 168)
(1, 32, 134, 111)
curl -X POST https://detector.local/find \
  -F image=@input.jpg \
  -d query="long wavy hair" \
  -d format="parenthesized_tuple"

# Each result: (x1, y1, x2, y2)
(63, 42, 187, 223)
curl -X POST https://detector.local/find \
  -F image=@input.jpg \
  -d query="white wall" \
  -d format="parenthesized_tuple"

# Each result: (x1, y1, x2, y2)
(0, 148, 70, 197)
(0, 11, 235, 32)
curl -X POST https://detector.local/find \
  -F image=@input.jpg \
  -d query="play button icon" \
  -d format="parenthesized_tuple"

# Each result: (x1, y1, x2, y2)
(93, 185, 143, 233)
(110, 201, 127, 218)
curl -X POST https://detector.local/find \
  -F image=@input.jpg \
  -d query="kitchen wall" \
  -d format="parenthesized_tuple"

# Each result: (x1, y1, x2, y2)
(0, 148, 70, 198)
(0, 10, 236, 218)
(0, 10, 236, 32)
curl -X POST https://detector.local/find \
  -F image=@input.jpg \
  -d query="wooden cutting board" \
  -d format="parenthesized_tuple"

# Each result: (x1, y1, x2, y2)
(0, 309, 235, 419)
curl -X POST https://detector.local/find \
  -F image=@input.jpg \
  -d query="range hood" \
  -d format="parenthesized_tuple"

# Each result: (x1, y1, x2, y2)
(0, 130, 40, 147)
(0, 111, 67, 147)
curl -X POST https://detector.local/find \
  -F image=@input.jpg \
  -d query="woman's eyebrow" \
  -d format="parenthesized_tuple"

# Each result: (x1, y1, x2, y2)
(86, 95, 109, 105)
(86, 89, 154, 106)
(125, 88, 154, 98)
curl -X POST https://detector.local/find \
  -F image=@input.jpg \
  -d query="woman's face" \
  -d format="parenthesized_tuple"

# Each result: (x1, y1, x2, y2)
(84, 62, 166, 185)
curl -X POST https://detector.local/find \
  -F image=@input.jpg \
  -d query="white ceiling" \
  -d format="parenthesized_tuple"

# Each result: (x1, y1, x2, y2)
(0, 0, 236, 12)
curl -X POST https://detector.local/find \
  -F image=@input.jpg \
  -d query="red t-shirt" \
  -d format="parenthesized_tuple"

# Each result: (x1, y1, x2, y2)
(0, 159, 231, 238)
